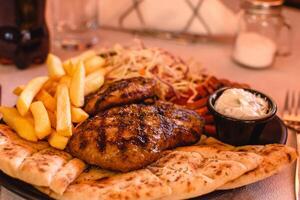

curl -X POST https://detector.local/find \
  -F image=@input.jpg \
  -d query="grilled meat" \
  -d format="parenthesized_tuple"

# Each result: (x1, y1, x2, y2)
(84, 77, 158, 115)
(68, 102, 204, 172)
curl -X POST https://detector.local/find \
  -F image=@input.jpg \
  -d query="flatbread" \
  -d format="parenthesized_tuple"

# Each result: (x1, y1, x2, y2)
(50, 158, 86, 194)
(148, 149, 262, 200)
(0, 125, 49, 177)
(220, 144, 297, 189)
(0, 124, 297, 200)
(36, 146, 261, 200)
(199, 137, 298, 190)
(40, 168, 172, 200)
(0, 125, 83, 194)
(17, 148, 72, 186)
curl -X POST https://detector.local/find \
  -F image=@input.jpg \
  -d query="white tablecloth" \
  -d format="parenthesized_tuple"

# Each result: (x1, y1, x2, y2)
(0, 6, 300, 200)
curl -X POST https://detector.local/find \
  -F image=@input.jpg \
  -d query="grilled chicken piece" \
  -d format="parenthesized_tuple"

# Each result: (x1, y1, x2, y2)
(84, 77, 158, 115)
(68, 102, 204, 172)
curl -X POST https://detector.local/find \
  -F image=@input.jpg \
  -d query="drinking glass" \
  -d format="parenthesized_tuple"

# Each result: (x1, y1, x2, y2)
(50, 0, 99, 50)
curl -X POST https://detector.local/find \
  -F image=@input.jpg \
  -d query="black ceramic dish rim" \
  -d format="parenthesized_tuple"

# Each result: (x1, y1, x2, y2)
(208, 87, 277, 124)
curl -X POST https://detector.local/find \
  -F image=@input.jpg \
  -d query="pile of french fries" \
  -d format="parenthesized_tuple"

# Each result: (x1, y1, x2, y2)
(0, 50, 106, 150)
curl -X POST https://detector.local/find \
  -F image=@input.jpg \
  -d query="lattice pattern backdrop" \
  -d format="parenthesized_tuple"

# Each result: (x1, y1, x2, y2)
(98, 0, 239, 41)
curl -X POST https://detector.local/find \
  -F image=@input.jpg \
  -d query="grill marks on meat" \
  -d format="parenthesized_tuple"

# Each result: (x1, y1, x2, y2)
(84, 77, 158, 115)
(68, 102, 204, 172)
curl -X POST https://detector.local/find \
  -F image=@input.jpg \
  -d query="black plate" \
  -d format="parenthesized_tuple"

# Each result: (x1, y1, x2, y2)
(0, 116, 287, 200)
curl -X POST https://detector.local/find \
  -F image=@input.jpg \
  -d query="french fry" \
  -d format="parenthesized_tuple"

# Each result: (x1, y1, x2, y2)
(63, 50, 96, 75)
(48, 131, 69, 150)
(13, 85, 25, 96)
(78, 50, 96, 60)
(63, 60, 76, 76)
(59, 76, 72, 88)
(84, 69, 105, 96)
(0, 107, 38, 142)
(43, 79, 57, 90)
(71, 106, 89, 123)
(17, 76, 49, 116)
(70, 61, 85, 107)
(30, 101, 52, 139)
(47, 110, 57, 129)
(56, 84, 72, 137)
(24, 112, 34, 125)
(47, 53, 66, 79)
(36, 90, 56, 112)
(84, 56, 105, 75)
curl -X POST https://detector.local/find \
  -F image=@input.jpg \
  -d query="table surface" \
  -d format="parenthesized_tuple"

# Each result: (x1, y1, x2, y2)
(1, 6, 300, 200)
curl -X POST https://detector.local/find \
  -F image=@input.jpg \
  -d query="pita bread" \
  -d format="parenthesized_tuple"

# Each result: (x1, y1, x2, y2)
(50, 158, 86, 194)
(0, 125, 49, 177)
(0, 125, 84, 194)
(220, 144, 297, 189)
(36, 146, 261, 200)
(148, 149, 262, 200)
(17, 148, 72, 186)
(41, 168, 172, 200)
(198, 137, 298, 190)
(0, 124, 297, 200)
(73, 167, 118, 184)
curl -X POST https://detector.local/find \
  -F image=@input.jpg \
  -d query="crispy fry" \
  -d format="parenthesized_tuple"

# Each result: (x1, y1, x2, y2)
(63, 50, 96, 75)
(56, 84, 72, 137)
(195, 107, 208, 116)
(84, 69, 105, 96)
(71, 106, 89, 123)
(59, 76, 72, 88)
(63, 60, 76, 76)
(13, 85, 25, 96)
(17, 76, 49, 116)
(47, 53, 66, 79)
(186, 97, 208, 109)
(207, 76, 222, 90)
(70, 61, 85, 107)
(47, 110, 57, 129)
(0, 107, 38, 141)
(35, 90, 56, 112)
(48, 131, 69, 150)
(30, 101, 52, 139)
(195, 85, 209, 97)
(84, 56, 105, 75)
(76, 50, 96, 62)
(203, 83, 215, 94)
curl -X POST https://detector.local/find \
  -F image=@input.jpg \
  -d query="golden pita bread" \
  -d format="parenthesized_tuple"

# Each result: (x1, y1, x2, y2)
(220, 144, 297, 189)
(0, 124, 297, 200)
(0, 125, 85, 194)
(39, 168, 172, 200)
(0, 125, 49, 178)
(17, 148, 72, 186)
(149, 149, 262, 200)
(199, 137, 298, 190)
(38, 148, 261, 200)
(49, 158, 86, 194)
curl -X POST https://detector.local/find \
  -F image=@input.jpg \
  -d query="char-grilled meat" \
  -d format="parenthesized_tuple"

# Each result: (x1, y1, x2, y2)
(68, 102, 204, 172)
(84, 77, 158, 115)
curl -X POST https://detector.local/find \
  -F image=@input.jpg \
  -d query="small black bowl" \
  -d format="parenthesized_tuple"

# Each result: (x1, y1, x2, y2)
(208, 87, 277, 146)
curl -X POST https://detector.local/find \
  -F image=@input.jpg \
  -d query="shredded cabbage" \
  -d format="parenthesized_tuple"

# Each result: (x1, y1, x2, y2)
(98, 44, 207, 104)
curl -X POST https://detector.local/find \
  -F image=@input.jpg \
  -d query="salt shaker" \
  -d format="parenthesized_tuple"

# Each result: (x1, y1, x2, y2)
(232, 0, 291, 69)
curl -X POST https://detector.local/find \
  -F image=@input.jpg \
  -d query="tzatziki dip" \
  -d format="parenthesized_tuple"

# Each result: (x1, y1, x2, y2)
(214, 88, 269, 120)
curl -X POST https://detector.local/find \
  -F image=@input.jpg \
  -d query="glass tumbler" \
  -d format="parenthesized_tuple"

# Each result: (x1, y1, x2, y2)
(50, 0, 99, 50)
(232, 0, 292, 69)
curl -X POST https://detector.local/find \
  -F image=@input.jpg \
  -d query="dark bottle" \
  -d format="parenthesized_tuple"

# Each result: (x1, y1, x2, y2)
(0, 0, 49, 69)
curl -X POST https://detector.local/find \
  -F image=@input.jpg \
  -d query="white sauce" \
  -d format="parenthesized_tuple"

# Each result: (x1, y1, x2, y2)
(214, 88, 269, 120)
